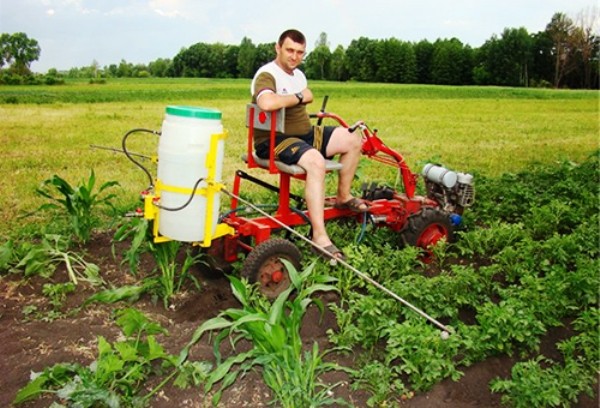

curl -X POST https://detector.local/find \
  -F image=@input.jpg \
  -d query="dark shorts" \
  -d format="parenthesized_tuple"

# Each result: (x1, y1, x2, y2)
(255, 126, 336, 165)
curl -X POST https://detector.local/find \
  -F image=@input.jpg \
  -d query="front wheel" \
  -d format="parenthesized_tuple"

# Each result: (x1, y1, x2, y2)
(241, 238, 302, 299)
(400, 207, 454, 261)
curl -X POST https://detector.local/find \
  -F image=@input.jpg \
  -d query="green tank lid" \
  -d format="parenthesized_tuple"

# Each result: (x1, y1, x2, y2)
(165, 105, 222, 120)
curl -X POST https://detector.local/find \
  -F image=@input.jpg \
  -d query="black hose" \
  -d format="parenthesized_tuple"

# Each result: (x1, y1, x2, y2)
(121, 128, 159, 187)
(156, 177, 205, 212)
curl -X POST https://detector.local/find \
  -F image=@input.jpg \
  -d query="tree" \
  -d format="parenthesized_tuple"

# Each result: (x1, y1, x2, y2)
(90, 59, 100, 78)
(546, 12, 576, 88)
(345, 37, 378, 81)
(373, 38, 416, 83)
(305, 33, 332, 80)
(0, 32, 41, 75)
(476, 28, 532, 86)
(414, 40, 434, 84)
(148, 58, 171, 77)
(237, 37, 257, 78)
(117, 59, 133, 77)
(573, 6, 600, 88)
(253, 43, 276, 72)
(530, 31, 555, 87)
(329, 45, 349, 81)
(430, 38, 473, 85)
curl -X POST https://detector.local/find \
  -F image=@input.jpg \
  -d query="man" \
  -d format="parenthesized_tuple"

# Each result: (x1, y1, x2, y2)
(250, 29, 367, 261)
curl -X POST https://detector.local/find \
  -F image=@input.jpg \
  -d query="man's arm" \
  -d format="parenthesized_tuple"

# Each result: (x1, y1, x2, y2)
(257, 88, 314, 111)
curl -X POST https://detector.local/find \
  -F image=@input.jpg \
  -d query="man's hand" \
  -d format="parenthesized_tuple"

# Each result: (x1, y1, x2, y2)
(300, 88, 313, 104)
(257, 87, 313, 111)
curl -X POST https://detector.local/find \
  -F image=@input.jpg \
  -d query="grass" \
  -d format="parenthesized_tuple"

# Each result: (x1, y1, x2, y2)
(1, 78, 598, 237)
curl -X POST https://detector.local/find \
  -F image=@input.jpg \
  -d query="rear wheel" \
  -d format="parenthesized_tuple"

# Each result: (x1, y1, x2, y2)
(400, 207, 454, 261)
(241, 238, 302, 299)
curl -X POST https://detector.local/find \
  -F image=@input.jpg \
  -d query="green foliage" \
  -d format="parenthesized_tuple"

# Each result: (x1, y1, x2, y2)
(112, 217, 152, 275)
(34, 170, 120, 243)
(350, 360, 407, 407)
(13, 308, 190, 407)
(6, 234, 102, 285)
(490, 310, 599, 407)
(179, 261, 352, 407)
(327, 153, 599, 403)
(112, 217, 203, 309)
(82, 284, 150, 308)
(42, 282, 76, 309)
(147, 240, 202, 308)
(384, 319, 463, 391)
(0, 32, 40, 75)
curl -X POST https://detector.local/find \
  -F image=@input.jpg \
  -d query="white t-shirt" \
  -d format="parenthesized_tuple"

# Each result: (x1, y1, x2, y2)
(251, 61, 307, 100)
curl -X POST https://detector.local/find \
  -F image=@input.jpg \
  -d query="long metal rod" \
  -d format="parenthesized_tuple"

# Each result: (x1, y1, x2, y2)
(90, 144, 152, 160)
(221, 187, 453, 334)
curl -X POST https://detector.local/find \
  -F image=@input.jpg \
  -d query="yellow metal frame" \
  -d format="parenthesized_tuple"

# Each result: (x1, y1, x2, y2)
(144, 131, 235, 247)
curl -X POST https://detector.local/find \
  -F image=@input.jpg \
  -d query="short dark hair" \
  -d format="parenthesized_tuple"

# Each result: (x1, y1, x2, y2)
(278, 29, 306, 46)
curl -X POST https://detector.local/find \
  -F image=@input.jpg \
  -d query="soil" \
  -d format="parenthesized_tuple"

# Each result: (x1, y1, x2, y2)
(1, 232, 597, 408)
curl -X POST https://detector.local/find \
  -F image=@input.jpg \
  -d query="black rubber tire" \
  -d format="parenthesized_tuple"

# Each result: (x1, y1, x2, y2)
(400, 207, 454, 250)
(241, 238, 302, 299)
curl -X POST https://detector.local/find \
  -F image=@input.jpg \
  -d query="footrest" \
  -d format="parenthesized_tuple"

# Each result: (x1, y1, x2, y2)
(242, 153, 343, 175)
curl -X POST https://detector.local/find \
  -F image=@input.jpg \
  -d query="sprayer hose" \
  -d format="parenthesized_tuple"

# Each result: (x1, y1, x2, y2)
(121, 128, 159, 187)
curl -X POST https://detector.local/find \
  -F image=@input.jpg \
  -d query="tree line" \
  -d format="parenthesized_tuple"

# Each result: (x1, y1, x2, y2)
(1, 10, 598, 89)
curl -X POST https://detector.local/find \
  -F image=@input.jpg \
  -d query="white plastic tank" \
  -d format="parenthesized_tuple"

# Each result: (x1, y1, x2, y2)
(157, 106, 225, 242)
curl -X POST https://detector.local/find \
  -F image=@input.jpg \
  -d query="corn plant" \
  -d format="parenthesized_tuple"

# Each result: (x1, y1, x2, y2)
(179, 261, 353, 407)
(112, 217, 151, 275)
(34, 170, 119, 243)
(148, 241, 202, 309)
(113, 218, 202, 308)
(9, 234, 103, 285)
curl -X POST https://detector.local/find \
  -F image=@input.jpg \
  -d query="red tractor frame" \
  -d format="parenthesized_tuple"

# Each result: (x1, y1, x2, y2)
(199, 97, 475, 298)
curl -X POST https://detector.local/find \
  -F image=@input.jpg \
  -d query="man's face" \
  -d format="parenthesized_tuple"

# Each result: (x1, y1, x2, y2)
(275, 37, 306, 74)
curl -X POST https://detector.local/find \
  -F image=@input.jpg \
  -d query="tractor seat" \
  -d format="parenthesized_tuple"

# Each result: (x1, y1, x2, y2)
(241, 152, 343, 175)
(245, 103, 343, 176)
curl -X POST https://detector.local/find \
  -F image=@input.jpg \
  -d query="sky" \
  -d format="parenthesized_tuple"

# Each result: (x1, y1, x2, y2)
(0, 0, 597, 73)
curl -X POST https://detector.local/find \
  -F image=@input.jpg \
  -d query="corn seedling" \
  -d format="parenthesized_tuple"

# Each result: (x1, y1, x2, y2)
(148, 241, 202, 309)
(179, 261, 353, 407)
(112, 217, 151, 275)
(33, 170, 119, 243)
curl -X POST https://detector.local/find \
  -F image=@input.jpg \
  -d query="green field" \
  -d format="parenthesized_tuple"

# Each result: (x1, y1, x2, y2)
(1, 78, 598, 236)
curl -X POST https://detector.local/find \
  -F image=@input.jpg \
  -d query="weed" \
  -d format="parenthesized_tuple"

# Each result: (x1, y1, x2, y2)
(14, 308, 194, 407)
(42, 282, 76, 309)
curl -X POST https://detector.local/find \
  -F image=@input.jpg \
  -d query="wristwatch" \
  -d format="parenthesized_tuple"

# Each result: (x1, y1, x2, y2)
(294, 92, 304, 104)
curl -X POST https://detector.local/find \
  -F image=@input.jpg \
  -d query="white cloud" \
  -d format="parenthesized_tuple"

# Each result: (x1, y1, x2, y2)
(153, 8, 184, 18)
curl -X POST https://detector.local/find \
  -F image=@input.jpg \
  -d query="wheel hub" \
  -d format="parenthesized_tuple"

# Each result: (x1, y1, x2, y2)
(258, 256, 288, 288)
(417, 224, 447, 248)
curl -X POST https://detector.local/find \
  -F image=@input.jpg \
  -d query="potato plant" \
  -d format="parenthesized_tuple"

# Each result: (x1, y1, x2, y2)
(325, 153, 599, 404)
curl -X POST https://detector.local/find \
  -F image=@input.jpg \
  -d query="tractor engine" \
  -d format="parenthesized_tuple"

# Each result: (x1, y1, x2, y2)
(422, 164, 475, 215)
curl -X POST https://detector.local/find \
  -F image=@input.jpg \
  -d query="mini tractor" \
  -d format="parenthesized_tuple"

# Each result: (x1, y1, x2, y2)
(121, 97, 475, 300)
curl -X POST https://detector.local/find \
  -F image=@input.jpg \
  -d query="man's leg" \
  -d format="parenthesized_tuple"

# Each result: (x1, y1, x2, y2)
(297, 149, 331, 247)
(325, 127, 367, 209)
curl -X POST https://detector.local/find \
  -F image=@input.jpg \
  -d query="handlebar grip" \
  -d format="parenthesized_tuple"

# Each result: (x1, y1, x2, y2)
(319, 95, 329, 112)
(316, 95, 329, 126)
